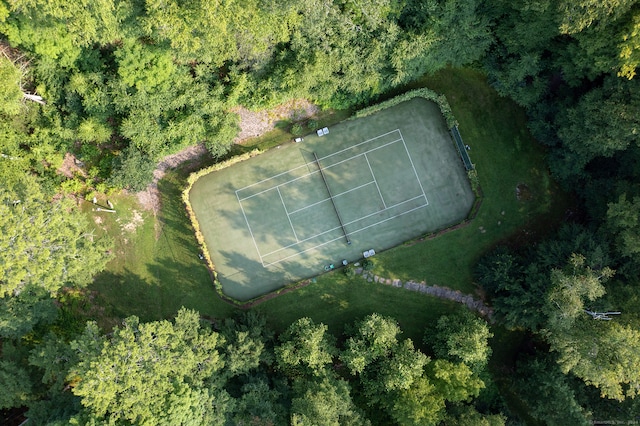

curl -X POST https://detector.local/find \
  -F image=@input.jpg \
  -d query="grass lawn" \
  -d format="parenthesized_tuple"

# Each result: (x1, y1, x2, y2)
(365, 68, 568, 293)
(86, 172, 237, 327)
(255, 270, 466, 346)
(86, 68, 568, 345)
(189, 98, 474, 301)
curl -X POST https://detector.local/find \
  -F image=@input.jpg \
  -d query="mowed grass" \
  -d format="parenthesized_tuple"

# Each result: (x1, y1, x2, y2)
(87, 172, 236, 326)
(256, 271, 465, 345)
(257, 68, 569, 336)
(363, 68, 568, 293)
(86, 68, 567, 345)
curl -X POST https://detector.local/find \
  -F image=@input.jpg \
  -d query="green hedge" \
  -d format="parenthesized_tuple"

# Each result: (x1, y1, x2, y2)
(354, 88, 457, 128)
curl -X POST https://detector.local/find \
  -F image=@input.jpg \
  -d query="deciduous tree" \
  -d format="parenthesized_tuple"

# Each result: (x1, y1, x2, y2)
(275, 317, 337, 378)
(68, 308, 228, 424)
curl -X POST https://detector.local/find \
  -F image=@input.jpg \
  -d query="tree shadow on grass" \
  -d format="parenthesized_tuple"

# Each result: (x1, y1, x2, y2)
(90, 269, 159, 323)
(216, 249, 291, 302)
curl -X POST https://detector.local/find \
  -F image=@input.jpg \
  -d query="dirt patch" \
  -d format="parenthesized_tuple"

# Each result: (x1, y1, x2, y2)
(137, 99, 320, 213)
(57, 152, 87, 179)
(231, 99, 320, 142)
(136, 144, 208, 213)
(120, 209, 144, 233)
(516, 183, 533, 201)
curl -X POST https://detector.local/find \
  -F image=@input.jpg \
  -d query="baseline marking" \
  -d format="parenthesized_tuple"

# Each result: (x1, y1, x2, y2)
(236, 129, 402, 197)
(398, 129, 429, 205)
(235, 193, 264, 267)
(262, 203, 428, 267)
(278, 187, 299, 242)
(364, 153, 386, 208)
(261, 194, 427, 258)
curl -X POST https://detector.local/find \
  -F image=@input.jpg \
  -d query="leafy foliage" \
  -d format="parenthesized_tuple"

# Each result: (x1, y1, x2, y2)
(0, 172, 112, 298)
(430, 311, 493, 371)
(68, 308, 227, 424)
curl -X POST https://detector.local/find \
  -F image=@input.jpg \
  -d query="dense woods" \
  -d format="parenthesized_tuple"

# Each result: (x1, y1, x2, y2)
(1, 0, 640, 424)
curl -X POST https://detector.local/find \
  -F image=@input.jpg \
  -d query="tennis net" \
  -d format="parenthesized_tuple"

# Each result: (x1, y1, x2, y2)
(313, 152, 351, 244)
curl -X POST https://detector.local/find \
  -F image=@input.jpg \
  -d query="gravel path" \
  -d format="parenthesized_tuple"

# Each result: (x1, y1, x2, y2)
(355, 268, 493, 320)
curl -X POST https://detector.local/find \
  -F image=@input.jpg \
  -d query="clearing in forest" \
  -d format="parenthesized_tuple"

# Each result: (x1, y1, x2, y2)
(189, 98, 474, 301)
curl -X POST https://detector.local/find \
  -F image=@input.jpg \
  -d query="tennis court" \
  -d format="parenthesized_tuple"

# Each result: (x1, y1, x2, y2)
(189, 98, 475, 301)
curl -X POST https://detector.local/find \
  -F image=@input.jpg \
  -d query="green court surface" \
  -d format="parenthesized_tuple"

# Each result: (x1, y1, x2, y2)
(189, 98, 475, 301)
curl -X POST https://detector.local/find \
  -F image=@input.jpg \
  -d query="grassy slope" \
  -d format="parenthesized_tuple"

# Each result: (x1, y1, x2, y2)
(257, 68, 569, 343)
(87, 68, 567, 345)
(88, 172, 236, 326)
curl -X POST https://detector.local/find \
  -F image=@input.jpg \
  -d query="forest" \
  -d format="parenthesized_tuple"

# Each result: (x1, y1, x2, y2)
(1, 0, 640, 424)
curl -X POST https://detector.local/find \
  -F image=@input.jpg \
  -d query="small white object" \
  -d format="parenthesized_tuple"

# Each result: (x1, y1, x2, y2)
(93, 197, 97, 204)
(317, 129, 323, 137)
(295, 137, 303, 143)
(322, 127, 329, 135)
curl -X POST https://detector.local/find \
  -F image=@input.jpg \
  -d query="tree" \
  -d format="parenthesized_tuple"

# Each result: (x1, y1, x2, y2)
(389, 376, 445, 426)
(430, 310, 493, 371)
(341, 313, 401, 375)
(445, 406, 507, 426)
(0, 55, 24, 116)
(275, 317, 337, 378)
(513, 355, 591, 426)
(0, 360, 32, 409)
(387, 359, 484, 425)
(374, 338, 430, 394)
(606, 194, 640, 257)
(219, 310, 274, 378)
(107, 145, 156, 192)
(425, 359, 484, 403)
(0, 172, 112, 297)
(290, 374, 369, 426)
(544, 253, 613, 331)
(231, 378, 287, 426)
(547, 318, 640, 401)
(68, 308, 228, 424)
(550, 77, 640, 184)
(0, 285, 57, 338)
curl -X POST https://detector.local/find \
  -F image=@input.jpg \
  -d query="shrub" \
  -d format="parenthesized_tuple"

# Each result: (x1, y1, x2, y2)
(362, 259, 374, 271)
(107, 146, 156, 192)
(343, 265, 355, 277)
(291, 123, 304, 136)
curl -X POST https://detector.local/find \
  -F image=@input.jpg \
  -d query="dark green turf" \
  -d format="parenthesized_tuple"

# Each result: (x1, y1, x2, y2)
(189, 98, 474, 300)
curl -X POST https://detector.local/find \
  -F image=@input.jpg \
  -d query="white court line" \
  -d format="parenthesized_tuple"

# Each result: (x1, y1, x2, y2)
(236, 129, 401, 194)
(236, 193, 265, 267)
(262, 202, 428, 267)
(238, 137, 403, 202)
(287, 180, 376, 215)
(278, 187, 299, 242)
(398, 129, 429, 205)
(261, 194, 426, 258)
(364, 153, 386, 208)
(237, 128, 430, 264)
